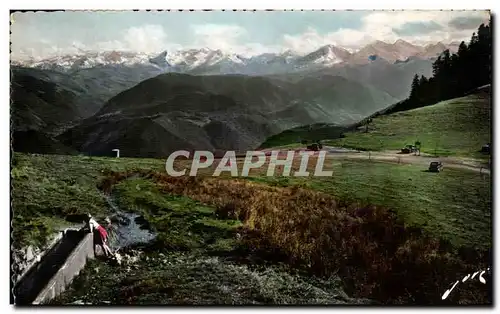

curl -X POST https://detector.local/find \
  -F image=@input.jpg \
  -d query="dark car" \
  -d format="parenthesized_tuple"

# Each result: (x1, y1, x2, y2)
(401, 145, 417, 154)
(428, 161, 443, 172)
(307, 143, 322, 151)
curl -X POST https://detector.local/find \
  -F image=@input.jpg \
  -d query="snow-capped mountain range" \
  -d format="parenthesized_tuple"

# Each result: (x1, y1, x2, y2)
(11, 40, 460, 76)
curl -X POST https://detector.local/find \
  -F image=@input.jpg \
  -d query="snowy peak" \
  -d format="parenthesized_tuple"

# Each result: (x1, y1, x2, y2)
(296, 45, 351, 67)
(393, 39, 425, 58)
(417, 42, 460, 59)
(350, 39, 432, 64)
(149, 50, 170, 68)
(164, 48, 246, 72)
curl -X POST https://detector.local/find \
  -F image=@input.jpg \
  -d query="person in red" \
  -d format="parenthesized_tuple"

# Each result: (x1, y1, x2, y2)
(87, 214, 114, 258)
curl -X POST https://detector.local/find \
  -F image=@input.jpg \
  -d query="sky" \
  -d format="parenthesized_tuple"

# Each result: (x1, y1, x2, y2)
(10, 10, 490, 60)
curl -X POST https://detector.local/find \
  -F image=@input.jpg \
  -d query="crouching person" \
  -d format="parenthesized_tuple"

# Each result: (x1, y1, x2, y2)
(87, 214, 114, 258)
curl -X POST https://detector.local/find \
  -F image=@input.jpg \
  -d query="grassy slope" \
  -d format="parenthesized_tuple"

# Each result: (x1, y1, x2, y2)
(326, 93, 491, 158)
(247, 160, 491, 249)
(11, 153, 165, 249)
(258, 123, 346, 149)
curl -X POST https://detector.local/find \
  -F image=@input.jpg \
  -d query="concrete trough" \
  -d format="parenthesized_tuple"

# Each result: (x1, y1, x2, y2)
(14, 228, 95, 305)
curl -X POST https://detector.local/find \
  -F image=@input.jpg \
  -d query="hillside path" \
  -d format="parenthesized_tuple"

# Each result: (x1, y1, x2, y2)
(323, 147, 491, 175)
(263, 146, 491, 175)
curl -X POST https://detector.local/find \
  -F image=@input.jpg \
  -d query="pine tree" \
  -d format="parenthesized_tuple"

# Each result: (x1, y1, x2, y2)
(409, 74, 420, 100)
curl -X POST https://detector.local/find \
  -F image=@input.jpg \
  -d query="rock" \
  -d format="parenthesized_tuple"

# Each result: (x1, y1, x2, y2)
(110, 214, 131, 226)
(114, 253, 123, 265)
(134, 215, 151, 230)
(25, 246, 34, 261)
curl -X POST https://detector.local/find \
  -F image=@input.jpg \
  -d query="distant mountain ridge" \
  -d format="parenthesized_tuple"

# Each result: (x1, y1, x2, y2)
(12, 40, 459, 76)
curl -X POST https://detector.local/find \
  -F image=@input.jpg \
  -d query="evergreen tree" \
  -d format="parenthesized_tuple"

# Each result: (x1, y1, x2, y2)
(409, 74, 420, 100)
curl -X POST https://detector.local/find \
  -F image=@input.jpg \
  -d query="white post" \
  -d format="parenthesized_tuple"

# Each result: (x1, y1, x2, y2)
(112, 149, 120, 158)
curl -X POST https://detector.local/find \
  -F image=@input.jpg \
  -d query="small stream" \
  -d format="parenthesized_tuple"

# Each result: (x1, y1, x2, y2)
(104, 195, 157, 251)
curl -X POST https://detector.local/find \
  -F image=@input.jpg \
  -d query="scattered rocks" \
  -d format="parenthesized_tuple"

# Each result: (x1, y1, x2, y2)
(113, 250, 143, 266)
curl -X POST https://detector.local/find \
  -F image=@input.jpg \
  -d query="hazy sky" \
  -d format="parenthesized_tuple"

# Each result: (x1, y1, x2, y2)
(10, 10, 490, 60)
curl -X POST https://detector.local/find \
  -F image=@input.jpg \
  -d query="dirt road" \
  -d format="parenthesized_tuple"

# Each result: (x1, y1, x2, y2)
(263, 146, 491, 175)
(324, 147, 491, 175)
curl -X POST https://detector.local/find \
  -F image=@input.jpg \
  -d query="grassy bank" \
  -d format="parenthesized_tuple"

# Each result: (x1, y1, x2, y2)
(11, 153, 165, 249)
(326, 94, 491, 158)
(247, 160, 491, 249)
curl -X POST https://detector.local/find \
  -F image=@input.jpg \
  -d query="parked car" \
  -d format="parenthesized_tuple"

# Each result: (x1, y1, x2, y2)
(307, 143, 320, 151)
(428, 161, 443, 172)
(401, 144, 417, 154)
(481, 143, 491, 154)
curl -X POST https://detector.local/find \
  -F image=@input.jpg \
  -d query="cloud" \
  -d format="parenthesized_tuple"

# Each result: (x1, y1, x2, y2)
(121, 25, 168, 53)
(280, 11, 490, 52)
(282, 27, 371, 54)
(189, 23, 282, 56)
(448, 16, 488, 30)
(90, 24, 178, 54)
(394, 21, 443, 36)
(12, 24, 177, 60)
(190, 24, 247, 51)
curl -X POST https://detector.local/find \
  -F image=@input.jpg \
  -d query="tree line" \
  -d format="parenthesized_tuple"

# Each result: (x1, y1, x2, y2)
(386, 19, 492, 114)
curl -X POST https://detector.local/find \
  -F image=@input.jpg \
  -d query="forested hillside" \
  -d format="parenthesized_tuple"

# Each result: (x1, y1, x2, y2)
(386, 20, 491, 114)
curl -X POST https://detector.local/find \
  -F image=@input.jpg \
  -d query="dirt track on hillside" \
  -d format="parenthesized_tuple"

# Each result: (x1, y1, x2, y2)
(323, 148, 491, 175)
(261, 146, 491, 175)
